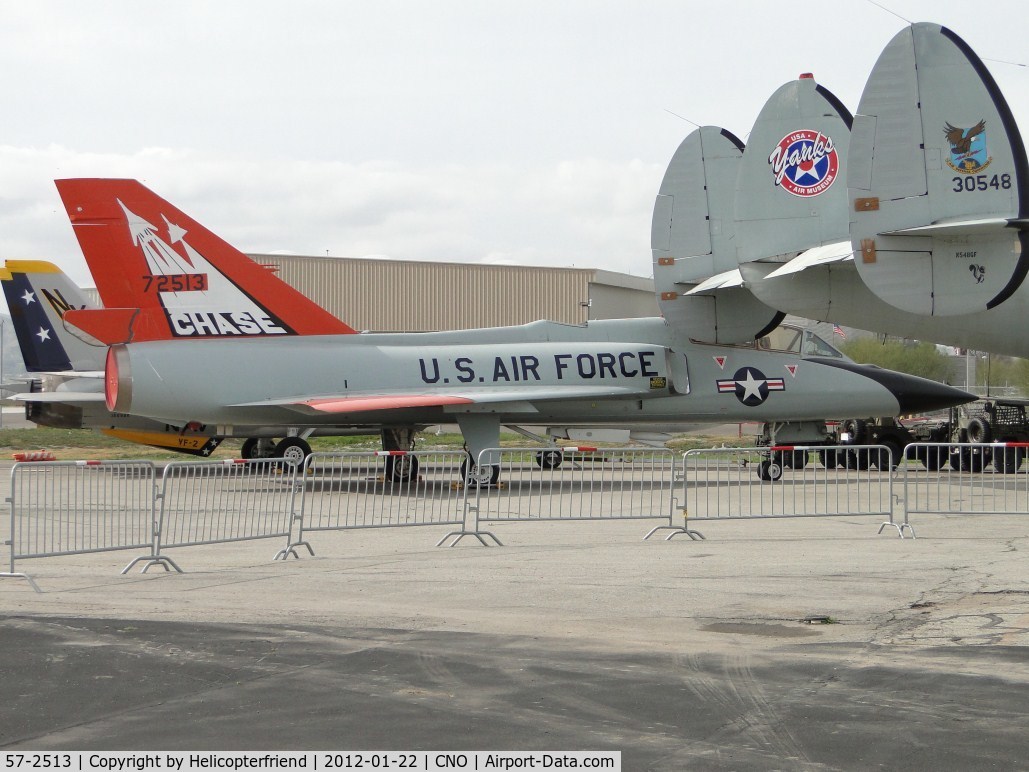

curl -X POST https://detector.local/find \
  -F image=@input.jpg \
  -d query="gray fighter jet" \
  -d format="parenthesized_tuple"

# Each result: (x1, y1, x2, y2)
(52, 179, 971, 483)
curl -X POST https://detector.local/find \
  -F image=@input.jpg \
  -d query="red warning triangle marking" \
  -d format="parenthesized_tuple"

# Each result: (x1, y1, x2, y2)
(714, 356, 727, 369)
(786, 364, 798, 377)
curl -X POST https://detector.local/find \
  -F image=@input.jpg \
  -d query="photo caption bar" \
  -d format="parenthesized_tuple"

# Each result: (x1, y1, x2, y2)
(1, 753, 621, 772)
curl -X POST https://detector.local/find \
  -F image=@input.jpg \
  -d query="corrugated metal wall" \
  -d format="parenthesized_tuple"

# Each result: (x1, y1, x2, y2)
(249, 255, 599, 332)
(81, 255, 657, 332)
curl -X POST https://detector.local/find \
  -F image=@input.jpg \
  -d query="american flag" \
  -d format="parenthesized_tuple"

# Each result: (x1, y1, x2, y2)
(833, 324, 847, 339)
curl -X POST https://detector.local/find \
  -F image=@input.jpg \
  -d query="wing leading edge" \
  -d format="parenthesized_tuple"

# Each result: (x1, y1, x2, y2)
(232, 383, 669, 415)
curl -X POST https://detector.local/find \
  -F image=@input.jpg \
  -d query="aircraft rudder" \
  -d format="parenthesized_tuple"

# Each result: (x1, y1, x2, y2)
(848, 22, 1029, 316)
(735, 75, 852, 264)
(1, 261, 75, 371)
(56, 178, 357, 338)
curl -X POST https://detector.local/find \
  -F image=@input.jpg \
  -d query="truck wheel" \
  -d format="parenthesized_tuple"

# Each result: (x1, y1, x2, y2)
(781, 450, 807, 470)
(992, 445, 1023, 474)
(952, 445, 990, 472)
(918, 446, 945, 471)
(818, 449, 839, 469)
(842, 418, 866, 443)
(848, 448, 872, 470)
(966, 417, 992, 444)
(875, 438, 903, 471)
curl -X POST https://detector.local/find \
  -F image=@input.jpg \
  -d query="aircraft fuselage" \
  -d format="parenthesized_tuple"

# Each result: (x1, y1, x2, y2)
(107, 317, 967, 433)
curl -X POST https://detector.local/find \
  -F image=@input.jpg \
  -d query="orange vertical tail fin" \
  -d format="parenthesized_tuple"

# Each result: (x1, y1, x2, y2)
(55, 179, 356, 339)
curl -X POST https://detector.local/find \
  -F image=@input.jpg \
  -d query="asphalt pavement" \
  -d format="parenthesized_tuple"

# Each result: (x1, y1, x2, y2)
(1, 468, 1027, 770)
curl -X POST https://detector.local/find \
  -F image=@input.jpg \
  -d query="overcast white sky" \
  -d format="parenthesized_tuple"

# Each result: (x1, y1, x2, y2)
(0, 1, 1026, 315)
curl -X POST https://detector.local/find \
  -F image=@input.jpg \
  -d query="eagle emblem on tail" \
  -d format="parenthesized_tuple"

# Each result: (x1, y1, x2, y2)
(944, 120, 991, 173)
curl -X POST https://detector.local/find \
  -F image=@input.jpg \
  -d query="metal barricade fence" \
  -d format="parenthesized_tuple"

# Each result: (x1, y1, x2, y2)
(447, 447, 676, 546)
(290, 451, 468, 554)
(3, 461, 158, 591)
(133, 458, 300, 573)
(903, 442, 1029, 534)
(674, 445, 898, 539)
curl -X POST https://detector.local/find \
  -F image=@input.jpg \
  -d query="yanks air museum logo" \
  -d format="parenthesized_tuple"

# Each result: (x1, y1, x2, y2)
(768, 130, 839, 197)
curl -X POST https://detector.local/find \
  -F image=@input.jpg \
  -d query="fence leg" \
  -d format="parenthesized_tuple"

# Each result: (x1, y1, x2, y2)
(436, 531, 504, 547)
(644, 504, 705, 541)
(642, 524, 705, 541)
(435, 499, 503, 547)
(876, 521, 905, 538)
(899, 491, 917, 538)
(121, 554, 184, 574)
(0, 571, 42, 593)
(274, 540, 315, 561)
(877, 493, 914, 538)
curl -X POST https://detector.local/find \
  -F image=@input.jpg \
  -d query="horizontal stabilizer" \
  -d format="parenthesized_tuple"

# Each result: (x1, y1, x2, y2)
(14, 391, 106, 403)
(63, 308, 140, 346)
(683, 268, 745, 295)
(765, 242, 854, 279)
(883, 218, 1025, 236)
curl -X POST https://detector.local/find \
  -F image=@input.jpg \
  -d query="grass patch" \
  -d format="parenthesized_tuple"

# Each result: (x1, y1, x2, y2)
(0, 425, 742, 461)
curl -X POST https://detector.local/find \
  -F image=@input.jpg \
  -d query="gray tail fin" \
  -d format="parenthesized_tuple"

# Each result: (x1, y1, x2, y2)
(848, 22, 1029, 316)
(735, 74, 853, 264)
(651, 126, 782, 343)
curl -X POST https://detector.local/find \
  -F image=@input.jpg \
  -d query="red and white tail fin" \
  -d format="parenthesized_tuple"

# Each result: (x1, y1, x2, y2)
(55, 179, 356, 342)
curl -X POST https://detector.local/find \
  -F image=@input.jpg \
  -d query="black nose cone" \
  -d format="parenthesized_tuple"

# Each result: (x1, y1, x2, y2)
(805, 358, 975, 413)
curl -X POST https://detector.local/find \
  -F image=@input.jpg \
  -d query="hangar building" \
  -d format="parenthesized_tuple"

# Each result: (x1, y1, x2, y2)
(247, 254, 659, 332)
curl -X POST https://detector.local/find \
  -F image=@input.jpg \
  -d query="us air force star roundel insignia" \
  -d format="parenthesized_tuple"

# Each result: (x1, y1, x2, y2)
(716, 367, 786, 406)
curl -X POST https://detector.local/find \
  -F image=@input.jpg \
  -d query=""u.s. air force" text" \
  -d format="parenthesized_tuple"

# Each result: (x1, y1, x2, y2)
(418, 350, 660, 384)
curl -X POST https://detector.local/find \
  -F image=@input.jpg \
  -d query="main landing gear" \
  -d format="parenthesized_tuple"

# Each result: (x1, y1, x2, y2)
(240, 436, 312, 463)
(384, 453, 420, 483)
(460, 458, 501, 486)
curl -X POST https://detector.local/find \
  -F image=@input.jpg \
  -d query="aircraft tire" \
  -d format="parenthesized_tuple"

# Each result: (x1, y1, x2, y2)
(757, 459, 782, 481)
(384, 454, 419, 483)
(535, 449, 564, 470)
(241, 437, 276, 459)
(274, 437, 312, 465)
(460, 460, 500, 486)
